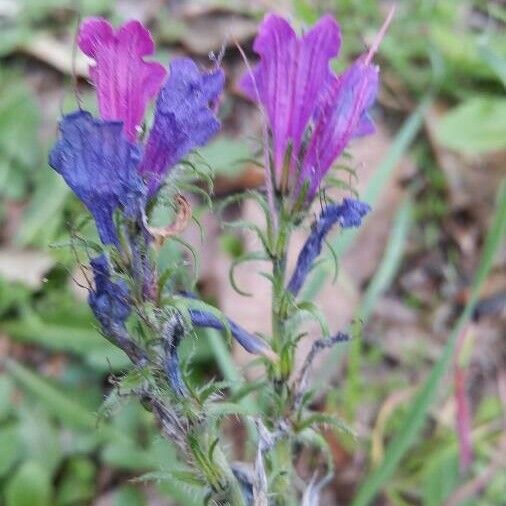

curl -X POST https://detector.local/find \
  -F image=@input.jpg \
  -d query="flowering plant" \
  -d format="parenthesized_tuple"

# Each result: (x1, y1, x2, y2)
(49, 11, 390, 505)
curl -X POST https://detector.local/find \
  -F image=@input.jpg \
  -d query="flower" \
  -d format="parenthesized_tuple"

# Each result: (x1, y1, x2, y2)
(139, 58, 224, 194)
(49, 110, 144, 246)
(78, 18, 166, 142)
(240, 14, 387, 203)
(188, 307, 277, 361)
(287, 198, 371, 296)
(50, 18, 224, 246)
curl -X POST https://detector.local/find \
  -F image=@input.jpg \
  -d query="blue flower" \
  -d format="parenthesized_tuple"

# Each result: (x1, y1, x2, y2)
(188, 307, 277, 361)
(49, 111, 145, 246)
(287, 198, 370, 296)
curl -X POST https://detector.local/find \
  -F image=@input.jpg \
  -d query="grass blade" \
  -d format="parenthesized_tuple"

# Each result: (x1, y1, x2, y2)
(351, 181, 506, 506)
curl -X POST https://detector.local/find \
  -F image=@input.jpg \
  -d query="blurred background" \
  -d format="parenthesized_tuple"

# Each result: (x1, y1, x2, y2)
(0, 1, 505, 505)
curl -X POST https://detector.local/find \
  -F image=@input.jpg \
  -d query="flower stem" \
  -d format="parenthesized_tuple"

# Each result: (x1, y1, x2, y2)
(269, 213, 297, 505)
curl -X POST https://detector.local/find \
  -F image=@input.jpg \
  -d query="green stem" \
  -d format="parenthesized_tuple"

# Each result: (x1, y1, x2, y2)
(189, 430, 246, 506)
(269, 215, 296, 506)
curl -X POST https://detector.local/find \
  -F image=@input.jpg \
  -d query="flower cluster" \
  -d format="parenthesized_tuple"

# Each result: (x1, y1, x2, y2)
(51, 18, 223, 246)
(240, 14, 380, 205)
(48, 12, 390, 505)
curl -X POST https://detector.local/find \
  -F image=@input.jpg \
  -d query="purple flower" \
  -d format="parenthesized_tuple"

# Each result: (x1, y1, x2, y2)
(287, 198, 370, 296)
(240, 14, 383, 203)
(79, 18, 166, 142)
(50, 18, 224, 246)
(49, 110, 145, 246)
(187, 307, 277, 361)
(240, 15, 341, 188)
(139, 58, 224, 194)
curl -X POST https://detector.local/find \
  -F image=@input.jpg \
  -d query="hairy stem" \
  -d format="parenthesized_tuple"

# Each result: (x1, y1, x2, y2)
(269, 214, 296, 506)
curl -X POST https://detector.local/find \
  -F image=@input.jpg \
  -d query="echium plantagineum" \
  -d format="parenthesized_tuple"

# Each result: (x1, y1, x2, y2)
(48, 11, 391, 506)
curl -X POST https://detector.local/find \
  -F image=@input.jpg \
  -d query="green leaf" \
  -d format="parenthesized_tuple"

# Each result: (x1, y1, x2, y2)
(351, 182, 506, 506)
(422, 446, 460, 506)
(55, 457, 96, 506)
(0, 424, 23, 477)
(436, 97, 506, 154)
(0, 375, 14, 422)
(102, 441, 157, 471)
(4, 359, 127, 444)
(207, 401, 257, 418)
(112, 486, 146, 506)
(2, 311, 129, 371)
(5, 461, 52, 506)
(18, 407, 62, 476)
(16, 169, 69, 246)
(296, 413, 355, 438)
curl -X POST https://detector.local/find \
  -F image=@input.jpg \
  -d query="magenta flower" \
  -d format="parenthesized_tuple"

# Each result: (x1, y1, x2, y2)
(79, 18, 166, 142)
(240, 14, 386, 202)
(50, 18, 223, 246)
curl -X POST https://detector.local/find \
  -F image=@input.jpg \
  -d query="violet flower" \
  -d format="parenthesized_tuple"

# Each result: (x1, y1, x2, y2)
(189, 308, 277, 361)
(240, 14, 386, 203)
(287, 198, 370, 296)
(78, 18, 166, 143)
(49, 18, 223, 246)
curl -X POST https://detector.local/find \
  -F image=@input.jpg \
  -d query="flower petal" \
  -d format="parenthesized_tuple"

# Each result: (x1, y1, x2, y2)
(287, 198, 370, 296)
(240, 14, 340, 180)
(188, 308, 277, 361)
(79, 17, 166, 142)
(49, 110, 145, 246)
(139, 58, 224, 194)
(299, 60, 379, 199)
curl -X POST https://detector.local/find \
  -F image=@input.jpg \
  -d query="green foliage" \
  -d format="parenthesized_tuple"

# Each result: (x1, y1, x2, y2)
(5, 461, 53, 506)
(0, 71, 40, 200)
(436, 97, 506, 154)
(352, 182, 506, 506)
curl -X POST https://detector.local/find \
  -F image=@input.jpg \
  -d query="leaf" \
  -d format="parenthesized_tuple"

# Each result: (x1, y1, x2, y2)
(422, 446, 460, 506)
(0, 73, 39, 168)
(4, 359, 127, 444)
(112, 486, 146, 506)
(207, 402, 257, 418)
(351, 182, 506, 506)
(436, 97, 506, 154)
(5, 461, 52, 506)
(101, 442, 157, 471)
(297, 413, 356, 439)
(55, 457, 96, 506)
(229, 250, 270, 296)
(0, 375, 14, 422)
(15, 168, 69, 246)
(18, 406, 62, 476)
(0, 424, 23, 477)
(2, 311, 129, 372)
(291, 300, 330, 337)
